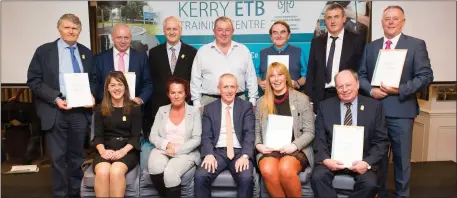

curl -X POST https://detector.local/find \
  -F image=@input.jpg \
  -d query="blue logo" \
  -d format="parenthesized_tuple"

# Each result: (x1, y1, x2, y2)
(278, 1, 294, 13)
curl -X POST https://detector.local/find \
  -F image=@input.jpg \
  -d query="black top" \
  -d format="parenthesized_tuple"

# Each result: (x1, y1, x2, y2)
(93, 105, 142, 150)
(274, 90, 294, 141)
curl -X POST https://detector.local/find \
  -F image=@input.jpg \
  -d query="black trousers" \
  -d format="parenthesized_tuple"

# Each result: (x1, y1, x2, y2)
(46, 108, 88, 197)
(311, 164, 378, 198)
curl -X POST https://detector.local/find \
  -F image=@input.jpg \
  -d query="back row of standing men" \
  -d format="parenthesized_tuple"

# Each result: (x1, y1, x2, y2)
(26, 3, 433, 198)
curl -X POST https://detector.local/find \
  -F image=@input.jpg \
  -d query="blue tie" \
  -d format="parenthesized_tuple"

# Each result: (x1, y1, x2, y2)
(68, 46, 81, 73)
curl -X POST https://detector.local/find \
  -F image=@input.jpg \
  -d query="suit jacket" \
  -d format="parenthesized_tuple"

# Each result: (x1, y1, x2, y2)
(358, 34, 434, 118)
(147, 42, 197, 107)
(255, 89, 315, 168)
(27, 39, 96, 131)
(313, 95, 388, 170)
(201, 98, 255, 159)
(149, 103, 202, 165)
(305, 30, 365, 113)
(94, 48, 153, 104)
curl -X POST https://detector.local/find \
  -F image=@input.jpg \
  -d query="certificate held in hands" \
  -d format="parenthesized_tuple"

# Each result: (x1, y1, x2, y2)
(265, 114, 293, 150)
(371, 49, 407, 88)
(64, 73, 93, 108)
(331, 125, 364, 168)
(124, 72, 136, 99)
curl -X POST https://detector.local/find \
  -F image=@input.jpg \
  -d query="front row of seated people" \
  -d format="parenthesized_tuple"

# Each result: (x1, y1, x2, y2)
(93, 63, 388, 198)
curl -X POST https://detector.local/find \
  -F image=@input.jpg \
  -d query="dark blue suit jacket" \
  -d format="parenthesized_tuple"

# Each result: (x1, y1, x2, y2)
(27, 39, 97, 131)
(358, 34, 434, 118)
(94, 48, 153, 104)
(313, 95, 388, 170)
(201, 98, 255, 159)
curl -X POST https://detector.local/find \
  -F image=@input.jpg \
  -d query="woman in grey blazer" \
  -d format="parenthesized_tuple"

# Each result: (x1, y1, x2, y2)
(255, 62, 315, 198)
(148, 77, 201, 198)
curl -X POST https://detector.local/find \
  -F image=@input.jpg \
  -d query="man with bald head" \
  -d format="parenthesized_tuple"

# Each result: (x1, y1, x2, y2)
(358, 5, 433, 197)
(94, 23, 152, 105)
(144, 16, 197, 138)
(311, 70, 388, 198)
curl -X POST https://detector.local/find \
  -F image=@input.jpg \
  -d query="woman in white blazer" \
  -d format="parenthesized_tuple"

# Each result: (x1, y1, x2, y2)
(148, 77, 202, 198)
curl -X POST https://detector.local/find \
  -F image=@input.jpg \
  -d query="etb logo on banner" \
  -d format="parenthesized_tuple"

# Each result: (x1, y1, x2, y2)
(278, 1, 294, 13)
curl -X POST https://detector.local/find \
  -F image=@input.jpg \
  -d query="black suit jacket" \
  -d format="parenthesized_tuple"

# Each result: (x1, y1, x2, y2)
(27, 39, 96, 131)
(201, 98, 255, 160)
(145, 42, 197, 115)
(94, 48, 153, 104)
(313, 95, 388, 170)
(305, 30, 365, 113)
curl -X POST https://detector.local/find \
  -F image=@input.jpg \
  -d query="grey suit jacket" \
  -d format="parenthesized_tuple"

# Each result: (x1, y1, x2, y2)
(149, 103, 202, 165)
(255, 89, 315, 168)
(358, 34, 434, 118)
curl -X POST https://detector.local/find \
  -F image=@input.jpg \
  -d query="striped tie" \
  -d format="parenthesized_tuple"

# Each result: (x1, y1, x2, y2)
(344, 103, 352, 126)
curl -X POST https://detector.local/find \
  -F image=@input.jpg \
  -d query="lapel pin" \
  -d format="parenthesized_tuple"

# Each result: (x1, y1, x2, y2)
(81, 54, 85, 60)
(181, 54, 185, 59)
(122, 116, 127, 121)
(290, 105, 296, 111)
(360, 105, 364, 111)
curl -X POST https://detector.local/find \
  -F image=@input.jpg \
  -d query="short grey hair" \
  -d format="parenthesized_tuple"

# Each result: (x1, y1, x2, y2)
(57, 13, 82, 30)
(163, 16, 182, 30)
(334, 69, 359, 83)
(214, 16, 234, 30)
(218, 73, 238, 87)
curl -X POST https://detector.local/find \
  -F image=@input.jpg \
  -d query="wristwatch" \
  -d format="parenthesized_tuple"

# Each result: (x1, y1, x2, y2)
(366, 162, 372, 170)
(241, 154, 249, 159)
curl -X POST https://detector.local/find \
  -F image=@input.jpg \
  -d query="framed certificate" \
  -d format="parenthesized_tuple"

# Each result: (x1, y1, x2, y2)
(371, 49, 407, 88)
(331, 125, 364, 168)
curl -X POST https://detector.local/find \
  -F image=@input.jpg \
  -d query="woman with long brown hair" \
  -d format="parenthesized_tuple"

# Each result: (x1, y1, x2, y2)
(93, 71, 141, 197)
(255, 62, 315, 197)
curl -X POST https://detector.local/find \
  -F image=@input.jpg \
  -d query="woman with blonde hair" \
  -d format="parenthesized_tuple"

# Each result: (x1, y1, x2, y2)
(255, 62, 315, 197)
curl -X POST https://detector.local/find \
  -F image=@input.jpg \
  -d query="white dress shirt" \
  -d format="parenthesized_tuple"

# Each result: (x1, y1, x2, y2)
(325, 29, 345, 88)
(383, 33, 402, 49)
(113, 47, 130, 72)
(215, 101, 242, 148)
(166, 41, 182, 68)
(190, 40, 258, 107)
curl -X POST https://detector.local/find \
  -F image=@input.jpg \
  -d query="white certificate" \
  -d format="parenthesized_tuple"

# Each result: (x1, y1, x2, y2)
(268, 55, 289, 70)
(331, 125, 364, 168)
(371, 49, 407, 88)
(64, 73, 93, 108)
(265, 114, 293, 150)
(124, 72, 136, 99)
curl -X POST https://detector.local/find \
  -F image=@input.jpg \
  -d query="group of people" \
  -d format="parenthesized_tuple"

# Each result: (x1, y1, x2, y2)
(26, 3, 433, 198)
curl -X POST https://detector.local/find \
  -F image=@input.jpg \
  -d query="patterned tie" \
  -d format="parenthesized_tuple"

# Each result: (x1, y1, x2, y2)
(68, 46, 81, 73)
(385, 40, 392, 50)
(118, 52, 126, 72)
(277, 49, 281, 54)
(170, 47, 177, 74)
(326, 36, 338, 83)
(344, 103, 353, 126)
(225, 105, 235, 160)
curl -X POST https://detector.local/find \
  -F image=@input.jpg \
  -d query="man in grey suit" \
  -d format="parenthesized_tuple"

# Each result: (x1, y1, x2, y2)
(358, 5, 434, 198)
(194, 73, 255, 198)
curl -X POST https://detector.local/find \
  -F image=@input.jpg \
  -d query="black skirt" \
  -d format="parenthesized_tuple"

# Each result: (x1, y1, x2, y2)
(259, 150, 309, 171)
(93, 137, 139, 172)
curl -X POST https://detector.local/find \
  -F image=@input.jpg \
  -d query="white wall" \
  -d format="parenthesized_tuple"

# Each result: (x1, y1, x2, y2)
(372, 1, 456, 82)
(1, 1, 91, 84)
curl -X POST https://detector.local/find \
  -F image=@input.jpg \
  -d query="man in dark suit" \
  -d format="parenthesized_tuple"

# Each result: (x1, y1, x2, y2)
(94, 24, 152, 105)
(194, 73, 255, 198)
(305, 3, 365, 113)
(311, 70, 388, 198)
(358, 6, 434, 198)
(145, 16, 197, 136)
(26, 14, 96, 197)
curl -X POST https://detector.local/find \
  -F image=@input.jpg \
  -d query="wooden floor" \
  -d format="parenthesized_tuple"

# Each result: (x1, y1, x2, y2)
(1, 159, 456, 198)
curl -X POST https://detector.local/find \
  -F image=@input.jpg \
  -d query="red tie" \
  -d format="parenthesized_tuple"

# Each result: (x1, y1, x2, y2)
(385, 40, 392, 49)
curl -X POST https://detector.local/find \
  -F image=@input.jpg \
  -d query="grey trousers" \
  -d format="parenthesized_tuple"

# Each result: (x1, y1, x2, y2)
(148, 148, 195, 187)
